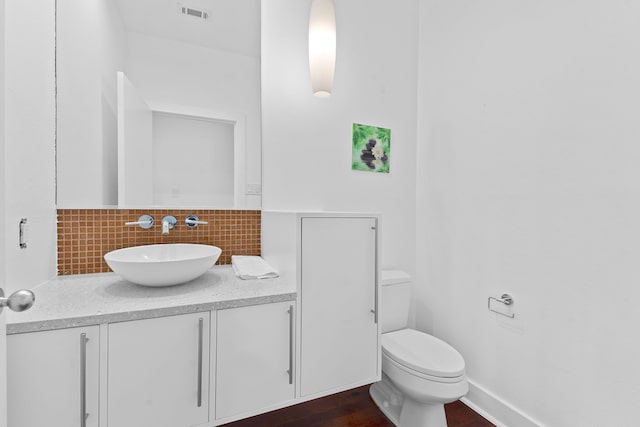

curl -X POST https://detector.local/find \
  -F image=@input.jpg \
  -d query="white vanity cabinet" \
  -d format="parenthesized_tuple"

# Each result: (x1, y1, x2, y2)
(107, 312, 210, 427)
(5, 266, 297, 427)
(262, 212, 381, 401)
(299, 216, 380, 397)
(215, 300, 296, 422)
(7, 326, 100, 427)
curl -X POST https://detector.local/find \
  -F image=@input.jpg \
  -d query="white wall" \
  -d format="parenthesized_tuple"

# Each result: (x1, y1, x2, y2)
(125, 31, 262, 204)
(416, 1, 640, 425)
(261, 0, 418, 273)
(3, 0, 56, 291)
(57, 0, 125, 207)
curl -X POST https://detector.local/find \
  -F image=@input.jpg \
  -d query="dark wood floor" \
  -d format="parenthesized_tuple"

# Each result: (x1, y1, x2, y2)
(225, 385, 495, 427)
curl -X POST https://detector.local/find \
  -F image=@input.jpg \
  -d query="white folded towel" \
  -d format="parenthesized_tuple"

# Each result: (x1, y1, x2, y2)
(231, 255, 279, 280)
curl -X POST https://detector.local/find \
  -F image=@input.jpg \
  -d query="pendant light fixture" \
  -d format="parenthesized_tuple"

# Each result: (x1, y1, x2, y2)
(308, 0, 336, 97)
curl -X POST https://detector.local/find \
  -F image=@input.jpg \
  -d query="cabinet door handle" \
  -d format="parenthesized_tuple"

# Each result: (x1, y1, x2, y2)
(287, 305, 294, 385)
(372, 221, 379, 324)
(197, 317, 204, 407)
(80, 333, 89, 427)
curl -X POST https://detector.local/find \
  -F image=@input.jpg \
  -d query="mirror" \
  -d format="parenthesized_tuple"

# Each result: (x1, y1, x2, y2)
(55, 0, 261, 209)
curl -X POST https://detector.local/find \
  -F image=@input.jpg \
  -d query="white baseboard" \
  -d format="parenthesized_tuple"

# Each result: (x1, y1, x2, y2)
(460, 379, 544, 427)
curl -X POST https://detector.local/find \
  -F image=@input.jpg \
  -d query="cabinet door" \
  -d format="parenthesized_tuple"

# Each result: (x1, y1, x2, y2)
(216, 301, 295, 420)
(7, 326, 100, 427)
(300, 216, 379, 397)
(107, 312, 210, 427)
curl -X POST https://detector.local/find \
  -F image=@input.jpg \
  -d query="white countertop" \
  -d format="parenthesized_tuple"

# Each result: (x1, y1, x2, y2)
(7, 265, 296, 334)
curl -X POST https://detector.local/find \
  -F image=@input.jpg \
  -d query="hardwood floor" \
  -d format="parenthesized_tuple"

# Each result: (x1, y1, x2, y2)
(225, 385, 495, 427)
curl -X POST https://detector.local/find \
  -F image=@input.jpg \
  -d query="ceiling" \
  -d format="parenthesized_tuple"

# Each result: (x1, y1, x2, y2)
(114, 0, 260, 58)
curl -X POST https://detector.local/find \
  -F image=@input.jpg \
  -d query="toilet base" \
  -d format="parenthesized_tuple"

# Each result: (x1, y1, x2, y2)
(370, 377, 449, 427)
(370, 380, 403, 426)
(399, 397, 447, 427)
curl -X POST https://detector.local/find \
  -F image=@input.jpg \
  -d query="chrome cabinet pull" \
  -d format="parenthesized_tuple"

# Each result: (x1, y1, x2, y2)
(287, 305, 294, 385)
(197, 317, 204, 407)
(371, 220, 379, 324)
(80, 333, 89, 427)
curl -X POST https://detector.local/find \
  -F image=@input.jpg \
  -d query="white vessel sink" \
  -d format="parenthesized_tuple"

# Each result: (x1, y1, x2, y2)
(104, 244, 222, 287)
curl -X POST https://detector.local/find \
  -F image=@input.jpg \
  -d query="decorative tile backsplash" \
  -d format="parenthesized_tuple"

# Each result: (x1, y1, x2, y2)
(57, 209, 261, 275)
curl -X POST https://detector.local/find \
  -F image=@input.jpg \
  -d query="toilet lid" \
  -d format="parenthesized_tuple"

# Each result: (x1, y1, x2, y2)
(382, 329, 465, 378)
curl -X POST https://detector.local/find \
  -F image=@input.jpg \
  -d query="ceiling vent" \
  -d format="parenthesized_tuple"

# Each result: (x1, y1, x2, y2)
(178, 4, 210, 21)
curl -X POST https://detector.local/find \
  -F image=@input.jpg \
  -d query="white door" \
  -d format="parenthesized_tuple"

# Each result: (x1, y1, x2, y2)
(0, 283, 6, 427)
(0, 277, 6, 427)
(0, 0, 7, 422)
(0, 298, 6, 427)
(1, 0, 53, 425)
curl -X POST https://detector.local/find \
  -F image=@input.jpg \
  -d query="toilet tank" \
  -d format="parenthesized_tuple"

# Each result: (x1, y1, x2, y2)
(380, 270, 412, 333)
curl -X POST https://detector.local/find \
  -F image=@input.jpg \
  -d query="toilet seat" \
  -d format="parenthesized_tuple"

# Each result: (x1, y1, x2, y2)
(382, 329, 465, 380)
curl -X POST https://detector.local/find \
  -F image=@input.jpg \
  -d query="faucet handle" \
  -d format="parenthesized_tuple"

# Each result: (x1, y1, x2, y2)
(185, 215, 208, 228)
(125, 215, 154, 229)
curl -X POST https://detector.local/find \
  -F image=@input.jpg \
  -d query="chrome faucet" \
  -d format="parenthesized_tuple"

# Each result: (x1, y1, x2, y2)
(161, 215, 177, 235)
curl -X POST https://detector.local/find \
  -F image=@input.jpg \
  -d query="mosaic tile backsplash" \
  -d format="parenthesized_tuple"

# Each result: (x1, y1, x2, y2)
(57, 209, 261, 275)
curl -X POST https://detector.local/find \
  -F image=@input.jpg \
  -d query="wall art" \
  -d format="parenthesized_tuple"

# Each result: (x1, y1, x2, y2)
(352, 123, 390, 173)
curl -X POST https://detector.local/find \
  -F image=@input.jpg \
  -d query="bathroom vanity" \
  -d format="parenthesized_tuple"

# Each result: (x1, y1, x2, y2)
(7, 212, 381, 427)
(6, 267, 296, 427)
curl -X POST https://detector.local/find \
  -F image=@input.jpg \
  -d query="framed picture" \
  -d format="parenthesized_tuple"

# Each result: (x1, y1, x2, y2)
(352, 123, 391, 173)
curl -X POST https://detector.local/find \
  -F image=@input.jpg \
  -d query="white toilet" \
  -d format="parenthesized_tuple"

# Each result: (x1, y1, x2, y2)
(370, 270, 468, 427)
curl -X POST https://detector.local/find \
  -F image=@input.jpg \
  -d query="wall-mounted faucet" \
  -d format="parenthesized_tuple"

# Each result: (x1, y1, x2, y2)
(125, 214, 202, 234)
(162, 216, 177, 235)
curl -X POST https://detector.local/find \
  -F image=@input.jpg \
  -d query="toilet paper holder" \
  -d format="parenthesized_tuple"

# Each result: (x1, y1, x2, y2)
(488, 293, 515, 318)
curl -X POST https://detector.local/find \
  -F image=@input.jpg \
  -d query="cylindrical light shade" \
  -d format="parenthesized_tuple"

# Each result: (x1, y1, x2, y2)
(308, 0, 336, 97)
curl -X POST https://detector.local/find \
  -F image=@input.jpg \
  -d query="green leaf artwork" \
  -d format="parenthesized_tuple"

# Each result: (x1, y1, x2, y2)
(352, 123, 391, 173)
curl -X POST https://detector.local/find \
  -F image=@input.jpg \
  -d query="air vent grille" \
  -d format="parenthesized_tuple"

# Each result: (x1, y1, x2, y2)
(178, 5, 210, 21)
